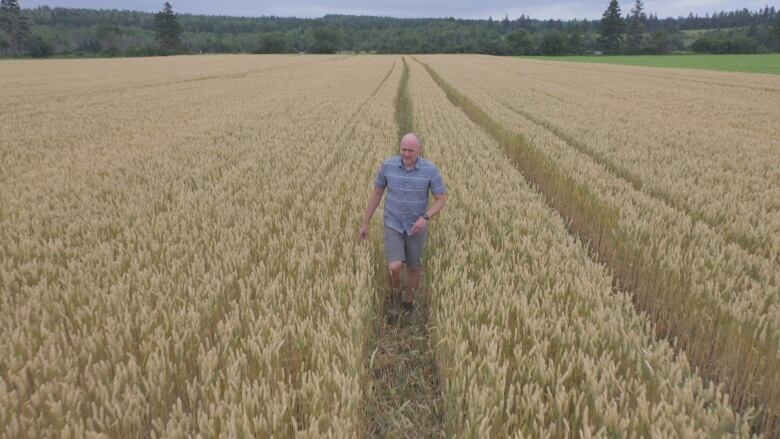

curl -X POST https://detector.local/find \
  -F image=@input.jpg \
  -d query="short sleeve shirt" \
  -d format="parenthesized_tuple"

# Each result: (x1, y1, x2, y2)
(374, 156, 447, 235)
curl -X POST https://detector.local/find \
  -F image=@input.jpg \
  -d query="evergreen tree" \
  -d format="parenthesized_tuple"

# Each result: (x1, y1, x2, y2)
(154, 2, 182, 51)
(7, 6, 778, 57)
(568, 26, 585, 54)
(0, 0, 29, 55)
(309, 26, 344, 53)
(774, 11, 780, 47)
(501, 14, 510, 30)
(540, 30, 568, 55)
(255, 32, 290, 53)
(506, 29, 532, 55)
(646, 29, 672, 53)
(599, 0, 624, 54)
(27, 33, 53, 57)
(626, 0, 646, 53)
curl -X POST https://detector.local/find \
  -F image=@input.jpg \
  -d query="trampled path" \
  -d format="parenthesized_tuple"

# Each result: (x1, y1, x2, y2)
(363, 57, 445, 438)
(364, 271, 445, 438)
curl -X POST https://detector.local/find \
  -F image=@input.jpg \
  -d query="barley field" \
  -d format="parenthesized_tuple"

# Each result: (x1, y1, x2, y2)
(1, 54, 778, 437)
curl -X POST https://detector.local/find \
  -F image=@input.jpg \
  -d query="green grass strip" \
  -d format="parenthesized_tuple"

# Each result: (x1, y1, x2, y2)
(416, 57, 780, 435)
(395, 57, 414, 140)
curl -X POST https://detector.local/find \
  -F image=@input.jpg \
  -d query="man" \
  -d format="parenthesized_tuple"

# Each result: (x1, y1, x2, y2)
(359, 133, 447, 315)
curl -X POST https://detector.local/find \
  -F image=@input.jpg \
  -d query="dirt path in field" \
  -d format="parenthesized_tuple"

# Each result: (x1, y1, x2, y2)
(363, 57, 445, 438)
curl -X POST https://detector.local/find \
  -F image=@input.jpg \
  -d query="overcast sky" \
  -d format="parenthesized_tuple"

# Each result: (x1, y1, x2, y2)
(21, 0, 777, 20)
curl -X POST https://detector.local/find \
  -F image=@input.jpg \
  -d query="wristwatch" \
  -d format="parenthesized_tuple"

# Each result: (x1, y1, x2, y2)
(422, 213, 430, 221)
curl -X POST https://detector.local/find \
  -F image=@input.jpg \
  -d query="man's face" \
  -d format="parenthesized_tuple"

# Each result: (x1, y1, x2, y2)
(400, 141, 420, 167)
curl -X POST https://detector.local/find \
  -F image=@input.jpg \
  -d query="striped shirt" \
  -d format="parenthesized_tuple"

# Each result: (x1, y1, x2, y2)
(374, 156, 447, 235)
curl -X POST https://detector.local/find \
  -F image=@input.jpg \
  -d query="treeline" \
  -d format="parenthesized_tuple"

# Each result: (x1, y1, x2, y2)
(678, 6, 778, 29)
(1, 0, 779, 58)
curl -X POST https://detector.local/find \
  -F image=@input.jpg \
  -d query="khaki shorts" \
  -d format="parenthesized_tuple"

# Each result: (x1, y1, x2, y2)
(384, 224, 428, 268)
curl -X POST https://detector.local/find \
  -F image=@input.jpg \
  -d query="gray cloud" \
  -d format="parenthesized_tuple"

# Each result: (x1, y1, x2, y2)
(22, 0, 777, 20)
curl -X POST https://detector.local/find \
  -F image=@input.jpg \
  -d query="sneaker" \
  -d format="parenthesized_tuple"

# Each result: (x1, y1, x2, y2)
(401, 301, 414, 315)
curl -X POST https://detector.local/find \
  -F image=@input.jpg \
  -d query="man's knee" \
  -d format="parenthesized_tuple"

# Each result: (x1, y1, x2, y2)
(407, 266, 422, 274)
(388, 261, 404, 274)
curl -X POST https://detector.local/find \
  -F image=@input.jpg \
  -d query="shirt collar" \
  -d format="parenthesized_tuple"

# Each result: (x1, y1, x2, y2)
(397, 156, 419, 170)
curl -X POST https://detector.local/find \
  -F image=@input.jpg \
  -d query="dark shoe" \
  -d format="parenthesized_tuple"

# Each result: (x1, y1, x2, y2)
(386, 289, 400, 304)
(401, 301, 414, 315)
(385, 303, 402, 324)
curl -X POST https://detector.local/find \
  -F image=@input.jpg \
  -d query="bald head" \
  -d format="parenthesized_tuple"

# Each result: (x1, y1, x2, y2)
(400, 133, 421, 151)
(399, 132, 422, 168)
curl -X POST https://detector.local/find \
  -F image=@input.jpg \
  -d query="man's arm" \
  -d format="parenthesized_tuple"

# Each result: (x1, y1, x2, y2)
(426, 192, 448, 218)
(411, 192, 447, 235)
(359, 186, 385, 240)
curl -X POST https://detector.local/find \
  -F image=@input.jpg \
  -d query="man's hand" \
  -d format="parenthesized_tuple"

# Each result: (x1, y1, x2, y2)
(360, 186, 385, 241)
(411, 217, 427, 236)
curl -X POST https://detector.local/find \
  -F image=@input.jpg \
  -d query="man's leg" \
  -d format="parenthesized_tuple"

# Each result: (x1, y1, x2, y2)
(406, 266, 421, 303)
(384, 225, 406, 305)
(388, 260, 403, 300)
(403, 227, 428, 305)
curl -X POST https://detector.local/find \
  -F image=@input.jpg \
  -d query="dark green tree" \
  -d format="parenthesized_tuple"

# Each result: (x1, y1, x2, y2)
(10, 6, 779, 57)
(154, 2, 182, 51)
(96, 24, 122, 52)
(255, 32, 290, 53)
(568, 26, 585, 54)
(506, 29, 532, 54)
(309, 26, 344, 53)
(481, 35, 508, 55)
(691, 33, 758, 53)
(540, 30, 568, 55)
(646, 29, 671, 53)
(773, 11, 780, 49)
(626, 0, 646, 53)
(0, 0, 29, 55)
(598, 0, 624, 54)
(501, 14, 510, 30)
(27, 33, 53, 57)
